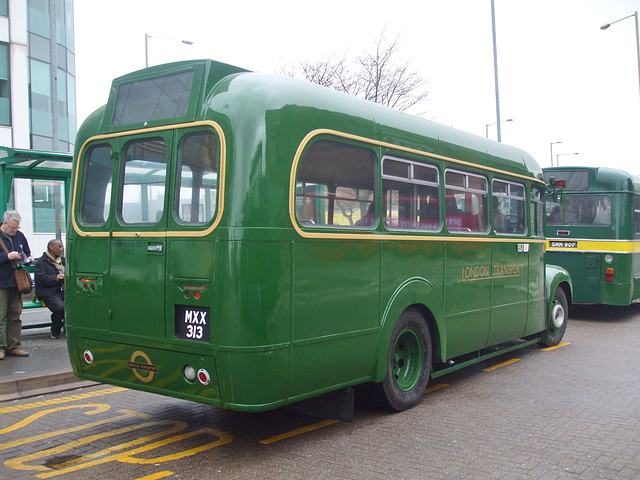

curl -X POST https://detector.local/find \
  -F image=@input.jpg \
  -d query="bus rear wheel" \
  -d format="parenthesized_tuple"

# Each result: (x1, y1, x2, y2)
(378, 308, 432, 412)
(540, 287, 568, 347)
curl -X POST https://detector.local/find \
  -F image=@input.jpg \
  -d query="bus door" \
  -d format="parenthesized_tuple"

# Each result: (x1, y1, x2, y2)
(109, 134, 173, 338)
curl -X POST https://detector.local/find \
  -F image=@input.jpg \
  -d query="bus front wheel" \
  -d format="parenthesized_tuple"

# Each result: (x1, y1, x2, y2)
(540, 287, 568, 347)
(378, 308, 432, 412)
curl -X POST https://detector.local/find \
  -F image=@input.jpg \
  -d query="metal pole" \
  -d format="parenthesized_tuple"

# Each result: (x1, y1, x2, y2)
(491, 0, 502, 142)
(635, 12, 640, 102)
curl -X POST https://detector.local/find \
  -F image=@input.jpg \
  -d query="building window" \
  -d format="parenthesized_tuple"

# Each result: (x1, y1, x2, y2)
(32, 180, 66, 233)
(57, 68, 68, 141)
(28, 0, 51, 39)
(0, 43, 10, 126)
(0, 0, 7, 17)
(30, 59, 53, 137)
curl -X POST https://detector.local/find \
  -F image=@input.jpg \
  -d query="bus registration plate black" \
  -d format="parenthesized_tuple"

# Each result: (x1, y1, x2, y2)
(175, 305, 210, 342)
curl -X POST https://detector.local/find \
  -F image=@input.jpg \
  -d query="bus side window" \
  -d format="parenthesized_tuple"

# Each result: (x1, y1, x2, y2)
(382, 157, 440, 231)
(295, 140, 376, 228)
(445, 169, 488, 233)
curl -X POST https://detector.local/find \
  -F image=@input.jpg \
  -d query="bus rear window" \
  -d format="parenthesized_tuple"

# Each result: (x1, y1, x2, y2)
(546, 194, 611, 226)
(112, 71, 195, 127)
(543, 170, 589, 191)
(80, 144, 113, 226)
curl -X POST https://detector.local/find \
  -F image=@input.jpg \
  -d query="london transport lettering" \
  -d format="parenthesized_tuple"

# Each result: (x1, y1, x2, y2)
(461, 263, 525, 282)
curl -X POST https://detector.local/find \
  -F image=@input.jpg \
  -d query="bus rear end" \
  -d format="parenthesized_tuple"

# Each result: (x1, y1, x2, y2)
(544, 167, 640, 305)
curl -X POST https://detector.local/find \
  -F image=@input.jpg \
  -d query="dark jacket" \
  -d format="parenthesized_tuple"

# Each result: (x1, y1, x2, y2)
(0, 230, 31, 288)
(34, 253, 65, 299)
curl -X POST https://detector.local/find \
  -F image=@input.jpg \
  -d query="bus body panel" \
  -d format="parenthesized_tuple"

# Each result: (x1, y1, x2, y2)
(444, 241, 492, 357)
(525, 244, 546, 336)
(289, 240, 380, 398)
(488, 241, 529, 345)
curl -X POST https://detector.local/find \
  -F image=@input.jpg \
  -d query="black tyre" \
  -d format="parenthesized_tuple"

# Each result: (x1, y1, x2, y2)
(540, 287, 568, 347)
(378, 308, 432, 412)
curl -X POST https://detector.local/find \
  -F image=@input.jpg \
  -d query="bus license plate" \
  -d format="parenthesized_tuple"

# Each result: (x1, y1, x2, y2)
(175, 305, 210, 342)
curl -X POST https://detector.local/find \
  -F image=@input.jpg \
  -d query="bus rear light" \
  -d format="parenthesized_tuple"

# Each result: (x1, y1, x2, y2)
(83, 350, 94, 364)
(197, 368, 211, 385)
(183, 365, 197, 382)
(605, 254, 614, 264)
(606, 268, 614, 282)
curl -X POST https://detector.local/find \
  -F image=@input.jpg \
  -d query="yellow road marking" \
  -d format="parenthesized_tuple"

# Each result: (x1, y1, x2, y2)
(133, 473, 174, 480)
(483, 358, 520, 372)
(34, 428, 232, 477)
(0, 407, 150, 451)
(542, 341, 570, 352)
(259, 419, 339, 445)
(0, 387, 127, 415)
(6, 418, 189, 473)
(425, 383, 448, 394)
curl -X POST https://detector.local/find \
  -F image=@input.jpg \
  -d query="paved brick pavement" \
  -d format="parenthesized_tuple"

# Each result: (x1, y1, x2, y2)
(1, 304, 640, 479)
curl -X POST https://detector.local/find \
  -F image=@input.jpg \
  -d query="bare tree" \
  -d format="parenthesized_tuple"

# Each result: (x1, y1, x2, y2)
(281, 29, 428, 113)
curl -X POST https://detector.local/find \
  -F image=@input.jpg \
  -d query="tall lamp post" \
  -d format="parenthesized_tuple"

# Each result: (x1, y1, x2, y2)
(490, 0, 504, 142)
(485, 118, 513, 139)
(556, 153, 579, 166)
(550, 141, 562, 166)
(145, 34, 194, 67)
(600, 12, 640, 103)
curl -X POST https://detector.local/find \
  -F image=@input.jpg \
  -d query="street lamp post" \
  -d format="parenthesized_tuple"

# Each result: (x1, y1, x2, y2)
(550, 141, 562, 166)
(145, 34, 194, 67)
(490, 0, 504, 142)
(485, 118, 513, 139)
(600, 11, 640, 104)
(556, 153, 579, 166)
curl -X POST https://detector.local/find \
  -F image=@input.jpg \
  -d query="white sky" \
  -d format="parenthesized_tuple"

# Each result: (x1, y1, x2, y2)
(74, 0, 640, 173)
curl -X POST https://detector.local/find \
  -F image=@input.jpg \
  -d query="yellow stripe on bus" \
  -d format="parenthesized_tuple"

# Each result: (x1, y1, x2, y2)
(546, 239, 640, 253)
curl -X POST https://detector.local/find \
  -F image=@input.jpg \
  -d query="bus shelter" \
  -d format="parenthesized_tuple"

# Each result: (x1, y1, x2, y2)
(0, 146, 72, 239)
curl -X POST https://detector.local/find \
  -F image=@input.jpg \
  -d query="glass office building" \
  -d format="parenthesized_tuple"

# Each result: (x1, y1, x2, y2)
(0, 0, 76, 255)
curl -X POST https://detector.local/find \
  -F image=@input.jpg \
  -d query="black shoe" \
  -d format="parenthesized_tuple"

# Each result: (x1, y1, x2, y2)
(51, 334, 60, 339)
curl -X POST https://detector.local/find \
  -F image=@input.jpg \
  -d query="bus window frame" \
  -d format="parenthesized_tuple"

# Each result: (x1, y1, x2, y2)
(492, 178, 527, 236)
(294, 137, 378, 230)
(444, 168, 489, 235)
(381, 155, 441, 232)
(72, 121, 227, 238)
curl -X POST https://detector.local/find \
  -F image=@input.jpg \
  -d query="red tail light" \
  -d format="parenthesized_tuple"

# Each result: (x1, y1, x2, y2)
(605, 268, 614, 282)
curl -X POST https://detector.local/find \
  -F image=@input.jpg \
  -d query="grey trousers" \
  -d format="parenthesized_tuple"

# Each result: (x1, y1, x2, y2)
(0, 287, 23, 352)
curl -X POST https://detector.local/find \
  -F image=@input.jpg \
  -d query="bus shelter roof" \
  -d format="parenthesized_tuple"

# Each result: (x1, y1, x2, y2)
(0, 146, 72, 175)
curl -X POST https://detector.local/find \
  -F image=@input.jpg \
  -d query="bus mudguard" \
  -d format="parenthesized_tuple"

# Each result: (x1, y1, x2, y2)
(372, 277, 445, 384)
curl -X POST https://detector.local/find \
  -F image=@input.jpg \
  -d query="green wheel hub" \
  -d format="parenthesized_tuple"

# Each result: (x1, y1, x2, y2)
(392, 327, 423, 391)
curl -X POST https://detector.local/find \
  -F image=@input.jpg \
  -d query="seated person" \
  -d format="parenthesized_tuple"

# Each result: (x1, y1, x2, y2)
(34, 239, 65, 339)
(355, 203, 375, 227)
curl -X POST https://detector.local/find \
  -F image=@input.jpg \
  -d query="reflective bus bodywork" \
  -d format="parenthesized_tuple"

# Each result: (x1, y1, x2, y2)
(544, 166, 640, 306)
(68, 60, 571, 413)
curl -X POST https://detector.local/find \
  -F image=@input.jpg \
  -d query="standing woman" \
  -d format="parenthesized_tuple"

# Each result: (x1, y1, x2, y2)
(34, 239, 65, 339)
(0, 210, 32, 359)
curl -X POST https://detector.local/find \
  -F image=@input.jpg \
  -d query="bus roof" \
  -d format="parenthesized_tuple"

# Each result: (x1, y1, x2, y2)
(543, 166, 640, 193)
(79, 59, 543, 182)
